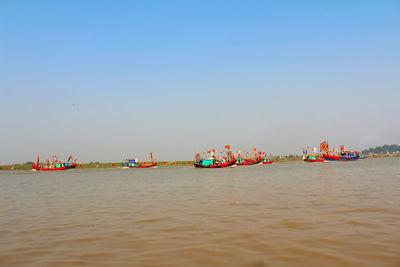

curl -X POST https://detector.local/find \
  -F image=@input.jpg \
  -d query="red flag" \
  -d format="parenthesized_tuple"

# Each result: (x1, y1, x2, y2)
(253, 148, 257, 152)
(36, 154, 39, 165)
(150, 152, 153, 159)
(225, 145, 230, 150)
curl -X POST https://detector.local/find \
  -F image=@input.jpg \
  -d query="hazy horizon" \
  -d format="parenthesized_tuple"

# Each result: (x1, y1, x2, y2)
(1, 1, 400, 164)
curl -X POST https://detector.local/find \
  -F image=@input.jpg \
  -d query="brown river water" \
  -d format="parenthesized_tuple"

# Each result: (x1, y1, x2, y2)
(0, 159, 399, 266)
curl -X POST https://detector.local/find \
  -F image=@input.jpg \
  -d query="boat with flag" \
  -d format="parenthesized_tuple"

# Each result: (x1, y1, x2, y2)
(236, 148, 262, 166)
(260, 152, 274, 164)
(321, 142, 360, 161)
(32, 154, 67, 171)
(302, 146, 325, 162)
(124, 153, 157, 168)
(193, 145, 236, 168)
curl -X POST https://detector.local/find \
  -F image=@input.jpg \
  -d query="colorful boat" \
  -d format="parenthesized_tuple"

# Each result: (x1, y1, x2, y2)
(125, 153, 157, 168)
(234, 148, 263, 166)
(236, 157, 262, 166)
(323, 152, 359, 161)
(32, 154, 67, 171)
(262, 159, 274, 164)
(304, 154, 325, 162)
(193, 146, 236, 168)
(32, 164, 67, 171)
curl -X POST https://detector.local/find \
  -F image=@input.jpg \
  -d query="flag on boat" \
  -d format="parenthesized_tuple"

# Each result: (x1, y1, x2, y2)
(320, 141, 329, 152)
(225, 145, 230, 150)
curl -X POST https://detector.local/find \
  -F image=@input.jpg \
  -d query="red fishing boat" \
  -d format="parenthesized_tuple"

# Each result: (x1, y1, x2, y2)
(124, 153, 157, 168)
(262, 159, 274, 164)
(193, 146, 237, 168)
(32, 154, 67, 171)
(323, 152, 359, 161)
(236, 148, 262, 166)
(304, 155, 325, 162)
(236, 158, 262, 165)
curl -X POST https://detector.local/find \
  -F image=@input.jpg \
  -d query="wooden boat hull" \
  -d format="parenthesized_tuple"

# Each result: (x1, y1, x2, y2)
(194, 159, 237, 168)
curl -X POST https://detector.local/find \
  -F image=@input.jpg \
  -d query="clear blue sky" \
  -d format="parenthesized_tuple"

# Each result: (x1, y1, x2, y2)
(1, 0, 399, 163)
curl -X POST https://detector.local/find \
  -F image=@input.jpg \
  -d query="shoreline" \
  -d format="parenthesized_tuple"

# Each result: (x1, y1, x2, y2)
(1, 154, 399, 171)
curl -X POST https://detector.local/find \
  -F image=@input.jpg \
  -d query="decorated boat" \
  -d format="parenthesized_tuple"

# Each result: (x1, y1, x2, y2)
(320, 142, 360, 161)
(259, 152, 274, 164)
(262, 158, 274, 164)
(323, 152, 359, 161)
(236, 157, 262, 166)
(124, 153, 157, 168)
(32, 155, 67, 171)
(193, 146, 236, 168)
(236, 148, 263, 166)
(304, 154, 325, 162)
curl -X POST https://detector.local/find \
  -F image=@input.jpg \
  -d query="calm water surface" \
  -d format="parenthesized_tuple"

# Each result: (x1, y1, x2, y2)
(0, 159, 399, 266)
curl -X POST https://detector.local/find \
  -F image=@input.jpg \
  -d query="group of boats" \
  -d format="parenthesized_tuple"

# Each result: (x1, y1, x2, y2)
(303, 141, 366, 162)
(193, 146, 273, 168)
(30, 141, 365, 171)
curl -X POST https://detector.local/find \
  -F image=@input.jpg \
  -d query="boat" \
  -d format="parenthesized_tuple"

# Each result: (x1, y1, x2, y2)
(193, 146, 237, 168)
(262, 158, 274, 164)
(236, 149, 262, 166)
(236, 157, 262, 166)
(358, 154, 367, 159)
(323, 151, 359, 161)
(260, 152, 274, 164)
(32, 154, 67, 171)
(304, 154, 325, 162)
(125, 153, 157, 168)
(321, 142, 360, 161)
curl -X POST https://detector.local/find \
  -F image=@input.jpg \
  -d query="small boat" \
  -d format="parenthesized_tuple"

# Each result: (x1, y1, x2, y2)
(304, 154, 325, 162)
(125, 153, 157, 168)
(193, 146, 237, 168)
(358, 154, 367, 159)
(236, 149, 263, 166)
(236, 157, 262, 166)
(262, 158, 274, 164)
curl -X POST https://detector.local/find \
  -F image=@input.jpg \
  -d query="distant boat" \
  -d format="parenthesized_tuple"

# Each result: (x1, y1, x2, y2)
(125, 153, 157, 168)
(262, 158, 274, 164)
(304, 154, 325, 162)
(236, 149, 262, 166)
(317, 141, 360, 162)
(323, 151, 360, 161)
(193, 146, 237, 168)
(32, 154, 67, 171)
(236, 158, 262, 166)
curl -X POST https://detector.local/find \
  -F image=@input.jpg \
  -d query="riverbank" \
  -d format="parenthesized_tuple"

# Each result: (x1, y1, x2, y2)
(1, 154, 398, 171)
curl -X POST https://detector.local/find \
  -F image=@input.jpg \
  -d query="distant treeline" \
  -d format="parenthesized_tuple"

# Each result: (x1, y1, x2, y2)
(362, 144, 400, 154)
